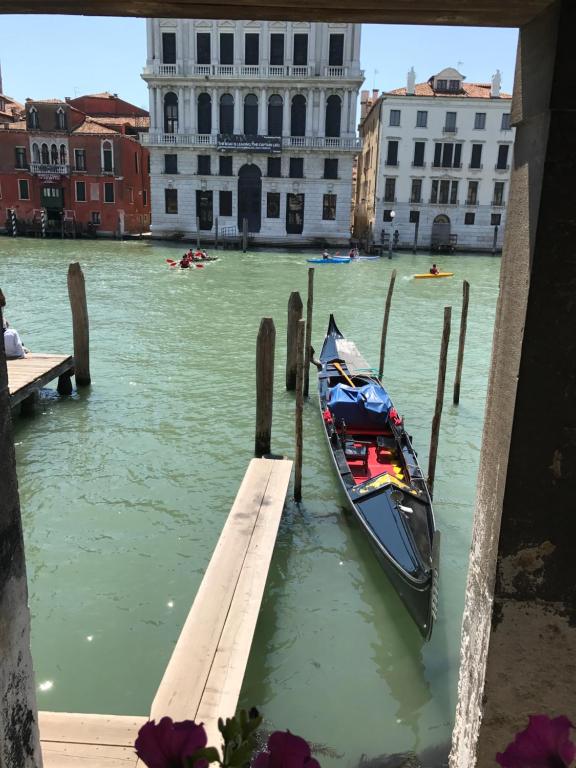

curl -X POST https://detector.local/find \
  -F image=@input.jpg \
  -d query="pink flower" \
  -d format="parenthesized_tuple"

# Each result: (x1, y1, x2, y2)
(496, 715, 576, 768)
(253, 731, 320, 768)
(135, 717, 208, 768)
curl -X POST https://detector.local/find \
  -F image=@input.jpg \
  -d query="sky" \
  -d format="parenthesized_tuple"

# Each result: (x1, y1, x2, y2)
(0, 16, 518, 111)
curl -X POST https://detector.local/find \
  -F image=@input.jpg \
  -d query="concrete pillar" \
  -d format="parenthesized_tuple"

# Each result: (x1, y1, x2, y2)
(0, 308, 42, 768)
(450, 2, 576, 766)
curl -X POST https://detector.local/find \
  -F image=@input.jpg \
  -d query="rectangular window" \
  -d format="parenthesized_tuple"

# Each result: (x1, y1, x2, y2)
(18, 179, 29, 200)
(197, 155, 211, 175)
(410, 178, 422, 203)
(135, 153, 139, 173)
(409, 210, 420, 224)
(442, 143, 453, 168)
(75, 149, 86, 171)
(162, 32, 176, 64)
(454, 143, 462, 167)
(386, 140, 398, 166)
(389, 109, 401, 127)
(449, 79, 460, 91)
(267, 192, 280, 218)
(293, 34, 308, 66)
(220, 33, 234, 65)
(436, 79, 447, 91)
(384, 177, 396, 202)
(75, 181, 86, 202)
(15, 147, 27, 168)
(270, 34, 284, 66)
(322, 193, 336, 220)
(383, 209, 394, 222)
(267, 156, 281, 177)
(245, 33, 259, 65)
(467, 180, 479, 205)
(286, 193, 304, 234)
(197, 33, 211, 65)
(104, 182, 115, 203)
(323, 158, 338, 179)
(470, 143, 483, 168)
(474, 112, 486, 129)
(413, 142, 425, 167)
(491, 213, 502, 225)
(496, 144, 510, 169)
(219, 155, 233, 176)
(219, 190, 232, 216)
(164, 154, 178, 174)
(430, 179, 439, 203)
(142, 189, 148, 206)
(165, 188, 178, 214)
(433, 143, 442, 167)
(439, 179, 450, 204)
(416, 110, 428, 128)
(444, 111, 457, 131)
(465, 212, 475, 225)
(328, 34, 344, 66)
(501, 113, 511, 130)
(493, 181, 505, 205)
(450, 180, 459, 205)
(127, 187, 134, 204)
(90, 183, 99, 201)
(289, 157, 304, 178)
(91, 211, 101, 225)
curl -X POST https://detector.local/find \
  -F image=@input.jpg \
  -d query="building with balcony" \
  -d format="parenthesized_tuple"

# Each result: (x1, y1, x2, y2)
(353, 67, 514, 252)
(0, 96, 150, 237)
(142, 19, 363, 245)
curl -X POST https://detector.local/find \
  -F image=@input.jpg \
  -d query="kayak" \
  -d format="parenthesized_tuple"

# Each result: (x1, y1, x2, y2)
(414, 272, 454, 279)
(307, 257, 351, 264)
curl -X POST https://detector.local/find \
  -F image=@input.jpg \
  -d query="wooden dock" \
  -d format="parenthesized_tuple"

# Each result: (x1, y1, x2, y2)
(39, 457, 293, 766)
(7, 353, 74, 408)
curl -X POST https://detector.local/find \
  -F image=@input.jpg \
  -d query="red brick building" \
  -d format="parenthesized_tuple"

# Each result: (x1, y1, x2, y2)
(0, 96, 150, 237)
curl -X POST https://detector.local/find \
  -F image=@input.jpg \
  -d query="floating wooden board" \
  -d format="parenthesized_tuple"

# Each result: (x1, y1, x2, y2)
(7, 353, 73, 407)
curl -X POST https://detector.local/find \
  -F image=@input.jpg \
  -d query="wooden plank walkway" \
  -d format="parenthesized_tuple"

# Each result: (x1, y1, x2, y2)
(7, 353, 74, 407)
(39, 457, 293, 766)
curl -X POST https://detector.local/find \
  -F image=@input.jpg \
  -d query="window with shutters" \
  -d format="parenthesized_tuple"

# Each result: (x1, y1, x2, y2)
(389, 110, 401, 127)
(18, 179, 30, 200)
(386, 140, 398, 166)
(219, 191, 232, 216)
(470, 144, 483, 169)
(493, 182, 505, 206)
(465, 212, 475, 225)
(416, 111, 428, 128)
(410, 179, 422, 203)
(104, 182, 115, 203)
(76, 181, 86, 202)
(474, 112, 486, 129)
(413, 142, 425, 167)
(496, 145, 510, 169)
(467, 181, 479, 205)
(384, 177, 396, 202)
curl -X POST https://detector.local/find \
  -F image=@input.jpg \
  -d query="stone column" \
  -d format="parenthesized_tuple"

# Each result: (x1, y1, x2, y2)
(153, 21, 161, 64)
(178, 87, 185, 133)
(450, 2, 576, 766)
(283, 88, 290, 138)
(211, 88, 218, 135)
(234, 88, 241, 134)
(342, 89, 350, 136)
(177, 23, 183, 73)
(0, 308, 42, 768)
(259, 87, 267, 135)
(261, 20, 269, 66)
(305, 89, 314, 137)
(146, 19, 153, 65)
(318, 89, 326, 137)
(156, 87, 163, 134)
(190, 85, 197, 134)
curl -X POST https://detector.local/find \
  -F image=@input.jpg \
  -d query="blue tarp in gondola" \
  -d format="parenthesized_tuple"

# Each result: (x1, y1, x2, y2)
(328, 383, 392, 430)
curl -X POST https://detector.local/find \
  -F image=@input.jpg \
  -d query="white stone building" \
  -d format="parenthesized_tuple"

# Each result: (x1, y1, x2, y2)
(354, 67, 514, 252)
(142, 20, 363, 245)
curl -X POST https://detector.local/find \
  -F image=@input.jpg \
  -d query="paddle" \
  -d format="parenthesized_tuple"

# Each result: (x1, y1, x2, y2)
(333, 360, 355, 387)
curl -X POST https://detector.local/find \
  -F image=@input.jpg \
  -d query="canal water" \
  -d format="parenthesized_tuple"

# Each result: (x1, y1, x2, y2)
(1, 238, 499, 765)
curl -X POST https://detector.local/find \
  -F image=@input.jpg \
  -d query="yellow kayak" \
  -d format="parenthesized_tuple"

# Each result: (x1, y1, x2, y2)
(414, 272, 454, 279)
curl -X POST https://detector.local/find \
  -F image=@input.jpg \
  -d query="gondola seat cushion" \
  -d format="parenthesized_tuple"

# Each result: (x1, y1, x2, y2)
(328, 383, 392, 430)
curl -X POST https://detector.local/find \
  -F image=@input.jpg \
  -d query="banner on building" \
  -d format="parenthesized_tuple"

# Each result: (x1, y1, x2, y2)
(217, 134, 282, 153)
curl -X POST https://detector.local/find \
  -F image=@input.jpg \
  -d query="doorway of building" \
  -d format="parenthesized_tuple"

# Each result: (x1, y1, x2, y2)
(196, 190, 213, 230)
(40, 186, 64, 222)
(286, 193, 305, 234)
(237, 164, 262, 233)
(431, 214, 451, 251)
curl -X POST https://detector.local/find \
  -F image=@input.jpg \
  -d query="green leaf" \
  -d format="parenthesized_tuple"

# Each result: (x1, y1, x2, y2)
(227, 740, 256, 768)
(189, 746, 222, 764)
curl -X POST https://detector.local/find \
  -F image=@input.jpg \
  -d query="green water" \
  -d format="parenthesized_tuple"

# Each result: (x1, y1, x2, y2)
(1, 238, 499, 765)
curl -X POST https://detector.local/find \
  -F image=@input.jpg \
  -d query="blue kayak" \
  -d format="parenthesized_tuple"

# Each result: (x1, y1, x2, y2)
(307, 257, 351, 264)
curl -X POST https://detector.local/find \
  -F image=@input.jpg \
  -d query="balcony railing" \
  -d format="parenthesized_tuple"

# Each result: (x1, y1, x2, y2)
(442, 125, 458, 133)
(469, 163, 483, 170)
(143, 64, 362, 80)
(29, 162, 70, 175)
(491, 200, 506, 207)
(495, 164, 510, 171)
(141, 133, 361, 151)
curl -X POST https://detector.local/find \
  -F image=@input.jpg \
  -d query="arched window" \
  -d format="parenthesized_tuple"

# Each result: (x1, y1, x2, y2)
(50, 144, 58, 164)
(219, 93, 234, 135)
(164, 92, 179, 134)
(41, 143, 49, 164)
(291, 95, 306, 137)
(102, 140, 113, 172)
(56, 108, 66, 130)
(59, 144, 67, 164)
(197, 92, 211, 135)
(28, 108, 39, 129)
(32, 143, 40, 163)
(244, 94, 258, 136)
(325, 95, 342, 138)
(267, 94, 283, 137)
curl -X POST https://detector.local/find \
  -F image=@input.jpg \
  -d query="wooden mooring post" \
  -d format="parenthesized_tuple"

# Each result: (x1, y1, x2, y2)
(67, 262, 90, 386)
(303, 267, 314, 398)
(378, 269, 397, 379)
(196, 218, 200, 250)
(453, 280, 470, 405)
(242, 218, 248, 253)
(427, 306, 451, 498)
(255, 318, 275, 457)
(286, 291, 303, 391)
(214, 217, 219, 250)
(294, 318, 305, 502)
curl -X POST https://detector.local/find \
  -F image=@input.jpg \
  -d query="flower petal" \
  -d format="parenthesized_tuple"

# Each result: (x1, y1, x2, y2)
(496, 715, 575, 768)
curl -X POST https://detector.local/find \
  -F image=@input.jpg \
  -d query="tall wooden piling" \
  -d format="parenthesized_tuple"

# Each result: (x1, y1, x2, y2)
(428, 306, 451, 498)
(67, 261, 90, 386)
(294, 318, 306, 502)
(303, 267, 315, 398)
(255, 318, 276, 457)
(378, 269, 397, 379)
(214, 217, 219, 250)
(286, 292, 303, 391)
(453, 280, 470, 405)
(196, 218, 200, 249)
(242, 218, 248, 253)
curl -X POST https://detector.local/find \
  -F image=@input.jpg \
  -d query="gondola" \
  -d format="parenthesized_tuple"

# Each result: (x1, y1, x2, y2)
(317, 314, 440, 639)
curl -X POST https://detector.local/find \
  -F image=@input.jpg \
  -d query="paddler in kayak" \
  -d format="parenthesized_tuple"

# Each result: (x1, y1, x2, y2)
(429, 263, 439, 275)
(179, 254, 192, 268)
(193, 248, 205, 261)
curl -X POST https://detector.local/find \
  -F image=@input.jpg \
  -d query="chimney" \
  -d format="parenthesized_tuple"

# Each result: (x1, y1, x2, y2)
(360, 90, 370, 120)
(491, 69, 502, 98)
(372, 89, 379, 102)
(407, 66, 416, 95)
